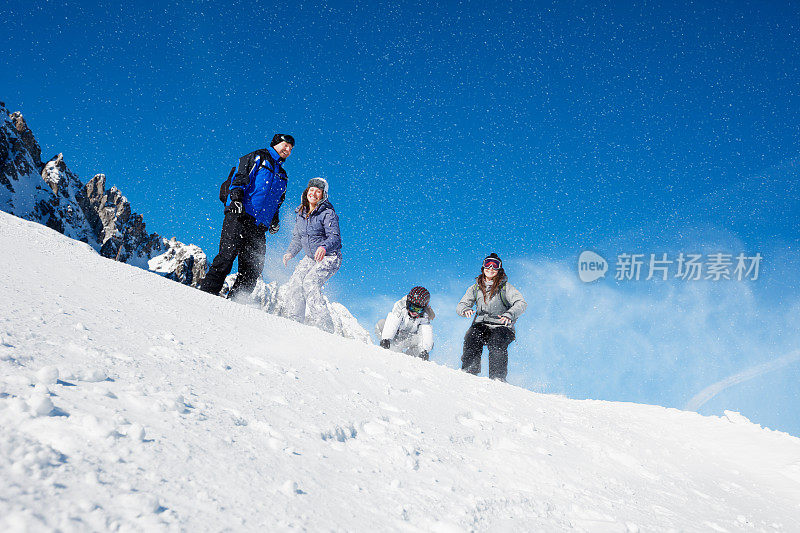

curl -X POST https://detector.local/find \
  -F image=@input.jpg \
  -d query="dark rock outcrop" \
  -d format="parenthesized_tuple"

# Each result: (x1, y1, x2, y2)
(10, 111, 42, 169)
(0, 103, 80, 239)
(149, 238, 209, 287)
(79, 173, 165, 266)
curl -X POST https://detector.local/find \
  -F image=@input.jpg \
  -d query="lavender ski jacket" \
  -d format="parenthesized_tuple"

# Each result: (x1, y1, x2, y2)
(286, 199, 342, 259)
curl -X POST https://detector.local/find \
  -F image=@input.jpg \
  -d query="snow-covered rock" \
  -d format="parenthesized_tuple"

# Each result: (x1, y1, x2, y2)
(3, 208, 800, 531)
(148, 238, 209, 288)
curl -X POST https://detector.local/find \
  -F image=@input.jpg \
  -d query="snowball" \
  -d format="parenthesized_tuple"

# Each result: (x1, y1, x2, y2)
(80, 414, 117, 439)
(37, 365, 59, 385)
(28, 394, 54, 417)
(1, 510, 48, 531)
(280, 480, 300, 496)
(127, 423, 146, 441)
(0, 346, 13, 361)
(84, 471, 100, 486)
(79, 368, 107, 382)
(8, 397, 29, 414)
(116, 492, 161, 514)
(157, 394, 187, 413)
(59, 368, 78, 380)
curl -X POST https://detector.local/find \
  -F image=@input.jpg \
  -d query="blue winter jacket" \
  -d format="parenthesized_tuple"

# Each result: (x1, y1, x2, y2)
(228, 146, 287, 227)
(286, 200, 342, 258)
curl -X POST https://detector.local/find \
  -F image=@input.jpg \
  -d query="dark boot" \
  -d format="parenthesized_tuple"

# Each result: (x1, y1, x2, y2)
(228, 221, 266, 300)
(200, 212, 244, 295)
(487, 327, 515, 381)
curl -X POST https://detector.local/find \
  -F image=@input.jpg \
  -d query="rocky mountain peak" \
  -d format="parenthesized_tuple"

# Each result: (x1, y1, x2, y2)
(1, 102, 204, 284)
(9, 111, 42, 168)
(79, 172, 164, 265)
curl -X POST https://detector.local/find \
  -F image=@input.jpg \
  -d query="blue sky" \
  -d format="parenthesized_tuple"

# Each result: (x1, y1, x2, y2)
(4, 1, 800, 434)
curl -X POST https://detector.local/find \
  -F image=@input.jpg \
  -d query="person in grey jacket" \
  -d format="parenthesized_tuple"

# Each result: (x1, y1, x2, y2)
(282, 177, 342, 332)
(456, 253, 527, 381)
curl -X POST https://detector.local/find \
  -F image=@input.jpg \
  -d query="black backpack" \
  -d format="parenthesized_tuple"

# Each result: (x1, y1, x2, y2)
(219, 151, 275, 204)
(218, 166, 236, 205)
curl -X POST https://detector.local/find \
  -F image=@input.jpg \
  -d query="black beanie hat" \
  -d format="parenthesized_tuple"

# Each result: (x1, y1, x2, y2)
(483, 253, 502, 268)
(271, 133, 295, 147)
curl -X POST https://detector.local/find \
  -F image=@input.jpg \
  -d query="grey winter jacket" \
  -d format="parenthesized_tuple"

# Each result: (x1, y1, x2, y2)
(286, 199, 342, 259)
(456, 275, 527, 329)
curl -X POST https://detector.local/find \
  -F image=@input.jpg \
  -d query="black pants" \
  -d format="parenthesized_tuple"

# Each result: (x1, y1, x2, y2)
(200, 211, 267, 299)
(462, 323, 515, 381)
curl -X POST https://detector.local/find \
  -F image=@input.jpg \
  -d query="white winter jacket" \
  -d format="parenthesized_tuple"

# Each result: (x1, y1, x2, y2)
(380, 296, 434, 352)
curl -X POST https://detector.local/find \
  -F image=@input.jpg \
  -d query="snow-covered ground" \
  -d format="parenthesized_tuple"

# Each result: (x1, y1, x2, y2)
(1, 209, 800, 532)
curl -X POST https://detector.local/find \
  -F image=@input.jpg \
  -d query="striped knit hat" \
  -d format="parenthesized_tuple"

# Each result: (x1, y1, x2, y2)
(407, 286, 430, 308)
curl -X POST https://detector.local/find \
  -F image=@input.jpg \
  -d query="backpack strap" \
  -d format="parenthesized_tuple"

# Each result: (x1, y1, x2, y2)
(249, 152, 265, 179)
(499, 286, 510, 309)
(221, 149, 270, 205)
(219, 166, 236, 204)
(470, 283, 480, 325)
(475, 281, 511, 309)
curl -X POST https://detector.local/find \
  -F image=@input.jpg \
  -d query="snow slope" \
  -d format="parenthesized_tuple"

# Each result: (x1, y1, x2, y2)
(1, 210, 799, 532)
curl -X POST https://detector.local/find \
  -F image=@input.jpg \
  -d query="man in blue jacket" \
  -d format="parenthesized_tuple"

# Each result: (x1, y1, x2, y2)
(200, 133, 294, 300)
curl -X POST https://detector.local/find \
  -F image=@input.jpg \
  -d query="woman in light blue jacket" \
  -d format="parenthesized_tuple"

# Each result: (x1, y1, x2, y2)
(282, 178, 341, 332)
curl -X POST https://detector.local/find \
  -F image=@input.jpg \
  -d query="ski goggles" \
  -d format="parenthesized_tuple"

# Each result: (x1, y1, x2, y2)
(406, 302, 425, 315)
(273, 133, 295, 147)
(483, 258, 502, 270)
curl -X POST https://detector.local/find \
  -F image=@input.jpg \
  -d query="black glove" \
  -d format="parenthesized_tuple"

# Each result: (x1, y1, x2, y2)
(419, 350, 429, 361)
(228, 188, 244, 215)
(228, 200, 244, 215)
(268, 220, 279, 234)
(380, 339, 390, 349)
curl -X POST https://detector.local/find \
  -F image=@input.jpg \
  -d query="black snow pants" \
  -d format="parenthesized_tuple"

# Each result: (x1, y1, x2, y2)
(200, 211, 267, 299)
(461, 323, 515, 381)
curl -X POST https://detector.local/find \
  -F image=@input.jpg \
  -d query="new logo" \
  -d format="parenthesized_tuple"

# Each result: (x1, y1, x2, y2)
(578, 251, 608, 283)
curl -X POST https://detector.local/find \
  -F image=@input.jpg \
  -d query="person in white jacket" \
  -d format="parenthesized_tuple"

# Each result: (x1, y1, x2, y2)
(376, 286, 434, 360)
